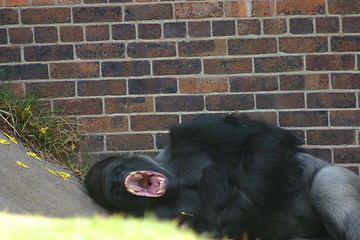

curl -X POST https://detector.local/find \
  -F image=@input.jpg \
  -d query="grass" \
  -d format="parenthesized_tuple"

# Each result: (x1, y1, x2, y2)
(0, 84, 89, 177)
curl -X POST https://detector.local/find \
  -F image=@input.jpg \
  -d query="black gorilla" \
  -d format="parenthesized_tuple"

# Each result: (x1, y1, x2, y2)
(85, 115, 360, 240)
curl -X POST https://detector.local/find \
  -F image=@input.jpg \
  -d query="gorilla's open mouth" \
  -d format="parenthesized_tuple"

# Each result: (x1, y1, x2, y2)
(125, 171, 166, 197)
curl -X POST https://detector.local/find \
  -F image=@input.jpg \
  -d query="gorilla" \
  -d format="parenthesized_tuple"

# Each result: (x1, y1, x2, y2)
(85, 115, 360, 240)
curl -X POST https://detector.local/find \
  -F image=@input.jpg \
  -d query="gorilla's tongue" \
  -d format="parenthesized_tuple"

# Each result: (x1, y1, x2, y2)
(125, 171, 166, 197)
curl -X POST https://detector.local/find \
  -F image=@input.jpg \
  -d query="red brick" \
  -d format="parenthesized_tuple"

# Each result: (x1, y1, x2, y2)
(280, 74, 329, 90)
(53, 98, 103, 115)
(228, 38, 277, 55)
(73, 6, 122, 23)
(331, 110, 360, 127)
(328, 0, 360, 14)
(188, 21, 211, 37)
(50, 62, 99, 79)
(316, 17, 339, 33)
(102, 61, 150, 77)
(80, 116, 128, 133)
(125, 4, 172, 21)
(153, 59, 201, 75)
(276, 0, 325, 15)
(127, 42, 176, 58)
(112, 24, 136, 40)
(237, 19, 261, 35)
(279, 37, 327, 53)
(204, 58, 252, 74)
(164, 22, 186, 38)
(131, 115, 179, 131)
(0, 9, 19, 24)
(9, 28, 33, 44)
(25, 81, 75, 98)
(331, 36, 360, 52)
(179, 77, 228, 93)
(0, 47, 21, 63)
(0, 64, 48, 80)
(307, 129, 355, 145)
(253, 0, 275, 17)
(60, 26, 84, 42)
(279, 111, 328, 127)
(331, 73, 360, 89)
(21, 8, 70, 24)
(24, 45, 73, 62)
(78, 79, 126, 96)
(85, 25, 109, 41)
(32, 0, 56, 4)
(156, 96, 204, 112)
(105, 97, 154, 114)
(212, 20, 236, 36)
(255, 56, 304, 73)
(138, 24, 161, 39)
(307, 92, 356, 108)
(178, 40, 226, 57)
(306, 55, 355, 71)
(34, 27, 58, 43)
(224, 1, 248, 17)
(107, 134, 154, 151)
(290, 18, 313, 34)
(343, 17, 360, 33)
(6, 0, 29, 7)
(206, 94, 254, 111)
(256, 93, 305, 109)
(230, 76, 278, 92)
(334, 148, 360, 164)
(76, 43, 125, 59)
(128, 78, 177, 94)
(174, 2, 223, 19)
(263, 18, 287, 35)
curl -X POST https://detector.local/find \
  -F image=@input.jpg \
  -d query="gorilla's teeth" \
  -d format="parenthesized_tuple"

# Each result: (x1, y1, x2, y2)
(132, 173, 143, 178)
(127, 189, 136, 194)
(133, 187, 142, 191)
(157, 189, 164, 194)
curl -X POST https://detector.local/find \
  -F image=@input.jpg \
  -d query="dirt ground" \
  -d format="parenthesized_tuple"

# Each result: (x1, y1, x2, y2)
(0, 131, 108, 217)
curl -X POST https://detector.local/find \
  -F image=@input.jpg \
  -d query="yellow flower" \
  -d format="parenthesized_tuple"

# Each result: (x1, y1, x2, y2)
(24, 105, 32, 114)
(57, 172, 71, 181)
(4, 133, 18, 144)
(0, 139, 10, 145)
(71, 144, 76, 152)
(26, 151, 41, 160)
(39, 127, 49, 134)
(16, 161, 29, 169)
(45, 168, 58, 176)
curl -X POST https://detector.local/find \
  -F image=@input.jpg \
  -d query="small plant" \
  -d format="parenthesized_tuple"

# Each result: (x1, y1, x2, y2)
(0, 84, 89, 177)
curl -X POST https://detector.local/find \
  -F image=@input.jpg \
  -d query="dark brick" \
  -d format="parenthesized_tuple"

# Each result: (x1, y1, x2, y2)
(331, 110, 360, 127)
(102, 61, 150, 77)
(331, 36, 360, 52)
(9, 28, 33, 44)
(156, 133, 169, 150)
(232, 112, 278, 125)
(307, 129, 355, 145)
(84, 135, 104, 152)
(328, 0, 360, 14)
(0, 64, 48, 80)
(306, 54, 355, 71)
(50, 62, 99, 79)
(179, 77, 228, 93)
(105, 97, 154, 114)
(263, 18, 287, 34)
(256, 93, 305, 109)
(334, 148, 360, 164)
(206, 94, 254, 111)
(127, 42, 176, 58)
(212, 20, 235, 36)
(306, 148, 332, 162)
(138, 24, 161, 39)
(280, 74, 329, 90)
(79, 116, 128, 133)
(204, 58, 252, 74)
(107, 134, 154, 151)
(0, 9, 19, 25)
(84, 0, 106, 3)
(128, 78, 177, 94)
(76, 43, 125, 59)
(188, 21, 211, 37)
(112, 24, 136, 40)
(307, 92, 356, 109)
(230, 76, 278, 92)
(316, 17, 339, 33)
(343, 17, 360, 33)
(164, 22, 186, 38)
(53, 98, 103, 115)
(279, 111, 328, 127)
(131, 115, 179, 131)
(34, 27, 58, 43)
(0, 47, 21, 63)
(174, 2, 223, 19)
(60, 26, 84, 42)
(290, 18, 313, 34)
(178, 40, 226, 57)
(78, 79, 126, 96)
(21, 8, 71, 24)
(73, 6, 121, 23)
(255, 56, 303, 73)
(276, 0, 325, 15)
(332, 73, 360, 89)
(24, 45, 73, 61)
(25, 81, 75, 98)
(153, 59, 201, 75)
(125, 4, 172, 21)
(156, 95, 204, 112)
(237, 19, 261, 35)
(279, 37, 327, 53)
(0, 29, 7, 44)
(85, 25, 109, 41)
(228, 38, 277, 55)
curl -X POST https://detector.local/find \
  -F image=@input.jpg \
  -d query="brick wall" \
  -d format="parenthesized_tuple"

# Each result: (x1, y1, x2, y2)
(1, 0, 360, 170)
